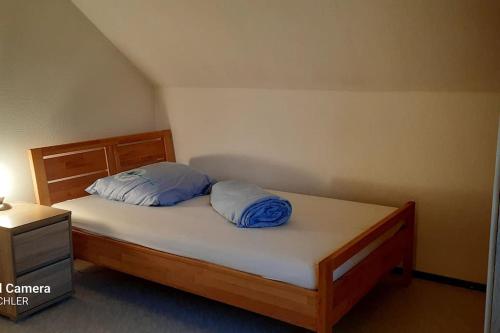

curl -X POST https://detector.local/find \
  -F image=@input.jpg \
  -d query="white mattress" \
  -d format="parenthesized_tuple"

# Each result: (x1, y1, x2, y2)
(54, 191, 399, 289)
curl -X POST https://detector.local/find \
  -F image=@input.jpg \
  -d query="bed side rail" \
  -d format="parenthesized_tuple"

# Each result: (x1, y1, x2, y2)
(316, 201, 415, 333)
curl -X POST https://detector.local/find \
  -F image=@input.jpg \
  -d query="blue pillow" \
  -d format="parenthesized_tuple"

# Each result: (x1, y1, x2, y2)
(86, 162, 213, 206)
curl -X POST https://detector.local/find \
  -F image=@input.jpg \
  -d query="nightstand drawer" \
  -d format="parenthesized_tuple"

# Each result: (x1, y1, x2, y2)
(16, 258, 73, 313)
(13, 220, 70, 275)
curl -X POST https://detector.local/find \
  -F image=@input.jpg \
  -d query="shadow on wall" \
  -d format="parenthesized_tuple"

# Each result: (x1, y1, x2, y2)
(190, 154, 416, 204)
(190, 154, 491, 214)
(328, 175, 492, 218)
(189, 154, 328, 196)
(189, 154, 414, 206)
(327, 177, 413, 207)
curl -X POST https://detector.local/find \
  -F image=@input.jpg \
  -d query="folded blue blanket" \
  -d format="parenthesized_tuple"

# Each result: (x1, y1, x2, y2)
(210, 180, 292, 228)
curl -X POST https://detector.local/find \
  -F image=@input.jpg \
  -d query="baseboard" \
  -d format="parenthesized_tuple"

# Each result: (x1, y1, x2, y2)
(393, 268, 486, 292)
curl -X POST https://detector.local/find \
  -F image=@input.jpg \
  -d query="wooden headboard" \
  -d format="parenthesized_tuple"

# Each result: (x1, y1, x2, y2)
(28, 130, 175, 206)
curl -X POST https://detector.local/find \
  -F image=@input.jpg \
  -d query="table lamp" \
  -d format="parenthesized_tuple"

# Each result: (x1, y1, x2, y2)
(0, 164, 12, 211)
(0, 197, 10, 211)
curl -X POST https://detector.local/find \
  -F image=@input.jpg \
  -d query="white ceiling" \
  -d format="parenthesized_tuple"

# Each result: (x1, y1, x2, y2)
(73, 0, 500, 91)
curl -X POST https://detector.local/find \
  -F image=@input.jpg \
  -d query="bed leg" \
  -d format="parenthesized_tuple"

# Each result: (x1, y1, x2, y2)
(401, 202, 416, 286)
(316, 315, 332, 333)
(317, 325, 332, 333)
(317, 261, 333, 333)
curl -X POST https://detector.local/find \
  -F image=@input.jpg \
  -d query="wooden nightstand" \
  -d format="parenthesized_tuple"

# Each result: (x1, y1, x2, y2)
(0, 203, 73, 321)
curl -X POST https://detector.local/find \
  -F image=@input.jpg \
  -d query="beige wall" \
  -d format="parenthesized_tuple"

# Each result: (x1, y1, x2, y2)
(158, 87, 500, 283)
(72, 0, 500, 92)
(0, 0, 155, 202)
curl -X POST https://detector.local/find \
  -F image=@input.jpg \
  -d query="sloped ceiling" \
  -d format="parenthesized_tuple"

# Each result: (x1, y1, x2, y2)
(72, 0, 500, 91)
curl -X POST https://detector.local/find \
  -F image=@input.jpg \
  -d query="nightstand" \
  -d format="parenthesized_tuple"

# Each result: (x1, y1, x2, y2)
(0, 203, 73, 321)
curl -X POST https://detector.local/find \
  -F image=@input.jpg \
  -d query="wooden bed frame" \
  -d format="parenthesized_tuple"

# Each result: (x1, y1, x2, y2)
(28, 129, 415, 332)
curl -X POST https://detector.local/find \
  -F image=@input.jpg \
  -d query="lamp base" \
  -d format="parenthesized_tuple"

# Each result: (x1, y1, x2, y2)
(0, 202, 12, 211)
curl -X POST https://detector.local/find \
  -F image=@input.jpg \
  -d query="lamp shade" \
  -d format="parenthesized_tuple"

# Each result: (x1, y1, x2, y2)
(0, 163, 12, 199)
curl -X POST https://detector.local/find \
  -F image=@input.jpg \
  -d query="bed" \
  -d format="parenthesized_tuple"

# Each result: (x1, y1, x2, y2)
(28, 130, 415, 332)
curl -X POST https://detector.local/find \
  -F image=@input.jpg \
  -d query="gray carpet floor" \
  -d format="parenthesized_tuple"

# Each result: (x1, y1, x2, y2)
(0, 260, 485, 333)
